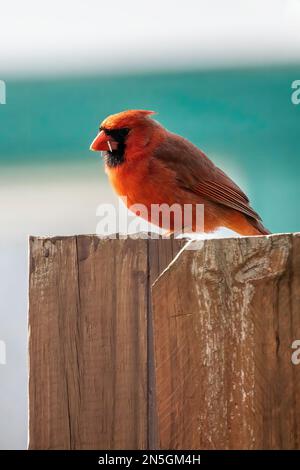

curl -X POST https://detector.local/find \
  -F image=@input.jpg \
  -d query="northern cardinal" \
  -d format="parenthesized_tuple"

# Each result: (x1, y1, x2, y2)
(90, 110, 269, 236)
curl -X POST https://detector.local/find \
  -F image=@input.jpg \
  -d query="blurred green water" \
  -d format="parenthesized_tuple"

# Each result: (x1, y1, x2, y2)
(0, 66, 299, 232)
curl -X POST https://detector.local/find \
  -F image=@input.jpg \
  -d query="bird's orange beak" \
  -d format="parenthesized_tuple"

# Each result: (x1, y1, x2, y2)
(90, 130, 117, 152)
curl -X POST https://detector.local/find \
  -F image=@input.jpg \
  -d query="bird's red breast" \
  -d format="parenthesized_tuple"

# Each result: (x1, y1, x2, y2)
(90, 110, 270, 236)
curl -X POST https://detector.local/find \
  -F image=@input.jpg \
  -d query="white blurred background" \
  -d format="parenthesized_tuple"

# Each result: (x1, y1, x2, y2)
(1, 0, 300, 75)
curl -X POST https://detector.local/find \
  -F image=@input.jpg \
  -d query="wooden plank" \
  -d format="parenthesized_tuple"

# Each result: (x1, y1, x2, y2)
(147, 238, 186, 449)
(29, 235, 149, 449)
(152, 233, 300, 449)
(74, 235, 149, 449)
(29, 236, 78, 450)
(28, 235, 184, 450)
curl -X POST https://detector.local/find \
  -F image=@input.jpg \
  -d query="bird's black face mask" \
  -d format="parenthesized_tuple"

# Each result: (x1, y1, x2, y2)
(101, 127, 130, 168)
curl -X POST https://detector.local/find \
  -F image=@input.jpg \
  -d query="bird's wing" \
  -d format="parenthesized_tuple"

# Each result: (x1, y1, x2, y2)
(154, 133, 261, 222)
(187, 179, 261, 220)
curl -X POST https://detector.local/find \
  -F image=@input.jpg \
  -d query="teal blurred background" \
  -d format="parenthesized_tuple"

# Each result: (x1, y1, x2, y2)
(1, 66, 300, 233)
(1, 0, 300, 451)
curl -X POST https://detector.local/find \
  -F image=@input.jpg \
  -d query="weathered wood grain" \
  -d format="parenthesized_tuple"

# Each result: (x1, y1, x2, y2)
(152, 233, 300, 449)
(147, 237, 186, 449)
(28, 235, 184, 450)
(30, 233, 300, 450)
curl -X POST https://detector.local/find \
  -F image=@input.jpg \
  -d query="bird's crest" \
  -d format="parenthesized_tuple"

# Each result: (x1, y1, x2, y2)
(101, 110, 156, 129)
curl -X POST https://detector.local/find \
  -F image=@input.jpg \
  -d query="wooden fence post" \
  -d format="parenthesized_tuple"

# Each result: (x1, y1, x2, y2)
(28, 235, 184, 450)
(29, 233, 300, 450)
(152, 233, 300, 449)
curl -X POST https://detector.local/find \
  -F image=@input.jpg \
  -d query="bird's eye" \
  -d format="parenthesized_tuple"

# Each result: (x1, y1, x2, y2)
(101, 127, 130, 142)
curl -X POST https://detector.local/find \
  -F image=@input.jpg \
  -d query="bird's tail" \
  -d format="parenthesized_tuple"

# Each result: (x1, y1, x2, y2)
(249, 217, 271, 235)
(242, 216, 271, 236)
(226, 212, 271, 236)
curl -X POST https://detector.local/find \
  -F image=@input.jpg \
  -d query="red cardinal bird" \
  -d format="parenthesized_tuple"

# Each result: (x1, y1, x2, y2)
(90, 110, 269, 236)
